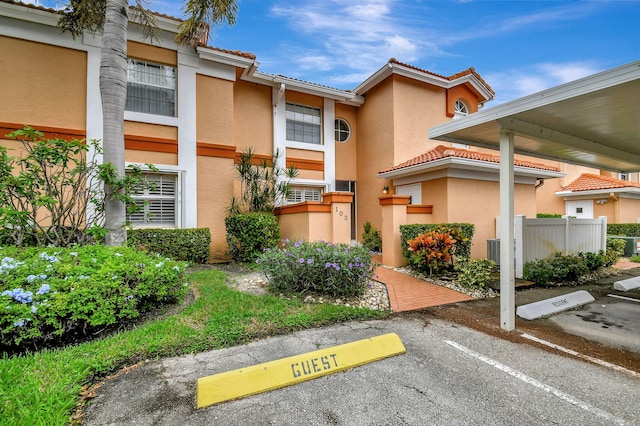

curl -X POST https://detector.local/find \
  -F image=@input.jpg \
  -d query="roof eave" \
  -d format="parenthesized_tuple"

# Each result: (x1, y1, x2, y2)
(378, 157, 564, 180)
(556, 187, 640, 197)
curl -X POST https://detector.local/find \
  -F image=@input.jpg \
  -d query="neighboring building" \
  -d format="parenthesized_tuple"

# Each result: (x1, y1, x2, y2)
(0, 1, 632, 262)
(556, 174, 640, 222)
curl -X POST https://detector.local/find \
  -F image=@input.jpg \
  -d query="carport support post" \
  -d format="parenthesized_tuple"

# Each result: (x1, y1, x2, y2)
(499, 130, 515, 331)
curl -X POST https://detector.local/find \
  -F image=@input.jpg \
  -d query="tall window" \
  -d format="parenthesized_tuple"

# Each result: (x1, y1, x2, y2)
(453, 100, 468, 118)
(129, 173, 177, 227)
(287, 186, 322, 204)
(126, 59, 176, 116)
(286, 103, 322, 144)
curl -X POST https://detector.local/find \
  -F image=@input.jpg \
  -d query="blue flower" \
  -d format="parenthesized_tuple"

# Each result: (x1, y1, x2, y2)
(36, 284, 51, 295)
(348, 263, 353, 268)
(325, 262, 331, 268)
(13, 319, 25, 327)
(299, 258, 305, 264)
(31, 305, 38, 313)
(38, 252, 59, 263)
(307, 259, 313, 264)
(255, 259, 260, 264)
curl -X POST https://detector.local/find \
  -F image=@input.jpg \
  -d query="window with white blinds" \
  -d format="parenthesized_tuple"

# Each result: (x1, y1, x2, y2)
(287, 186, 322, 204)
(286, 103, 322, 144)
(129, 174, 177, 227)
(126, 59, 176, 116)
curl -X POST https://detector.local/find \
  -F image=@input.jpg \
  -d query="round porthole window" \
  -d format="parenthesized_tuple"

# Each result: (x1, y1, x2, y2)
(454, 100, 469, 118)
(334, 118, 351, 142)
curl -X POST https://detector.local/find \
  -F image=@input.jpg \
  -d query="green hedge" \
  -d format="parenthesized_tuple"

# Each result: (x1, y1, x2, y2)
(400, 223, 474, 260)
(607, 223, 640, 237)
(128, 228, 211, 264)
(225, 213, 280, 263)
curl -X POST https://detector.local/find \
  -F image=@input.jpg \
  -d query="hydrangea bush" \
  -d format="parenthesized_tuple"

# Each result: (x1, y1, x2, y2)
(0, 245, 187, 348)
(257, 240, 376, 297)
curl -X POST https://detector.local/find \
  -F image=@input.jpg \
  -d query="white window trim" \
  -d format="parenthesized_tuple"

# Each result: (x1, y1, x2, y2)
(287, 185, 324, 204)
(125, 164, 184, 228)
(285, 102, 323, 145)
(335, 118, 351, 142)
(126, 59, 177, 117)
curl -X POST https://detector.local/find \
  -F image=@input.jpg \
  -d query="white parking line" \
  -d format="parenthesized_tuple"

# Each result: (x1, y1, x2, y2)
(607, 294, 640, 303)
(520, 333, 640, 380)
(444, 340, 629, 426)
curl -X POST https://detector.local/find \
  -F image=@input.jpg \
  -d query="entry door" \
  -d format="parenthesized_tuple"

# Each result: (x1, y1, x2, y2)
(336, 180, 356, 240)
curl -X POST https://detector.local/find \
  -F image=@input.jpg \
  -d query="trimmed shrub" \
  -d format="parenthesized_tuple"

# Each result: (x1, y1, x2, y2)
(362, 221, 382, 253)
(225, 213, 280, 263)
(536, 213, 562, 218)
(578, 251, 606, 271)
(400, 223, 474, 260)
(605, 237, 626, 266)
(455, 258, 496, 290)
(257, 240, 375, 297)
(608, 223, 640, 237)
(523, 253, 589, 286)
(0, 245, 186, 349)
(407, 230, 457, 275)
(128, 228, 211, 263)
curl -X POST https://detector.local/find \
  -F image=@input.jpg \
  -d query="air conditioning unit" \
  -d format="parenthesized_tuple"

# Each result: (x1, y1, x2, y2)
(487, 239, 500, 265)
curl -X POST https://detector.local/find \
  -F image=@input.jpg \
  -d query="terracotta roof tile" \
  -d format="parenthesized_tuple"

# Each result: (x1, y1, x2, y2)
(379, 145, 560, 174)
(388, 59, 495, 96)
(562, 173, 640, 192)
(197, 44, 256, 59)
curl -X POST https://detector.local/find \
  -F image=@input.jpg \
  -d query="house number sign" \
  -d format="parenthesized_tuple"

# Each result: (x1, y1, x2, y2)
(335, 207, 348, 221)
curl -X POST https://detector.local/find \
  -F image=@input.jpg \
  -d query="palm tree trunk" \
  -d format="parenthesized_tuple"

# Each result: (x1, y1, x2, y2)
(101, 0, 128, 246)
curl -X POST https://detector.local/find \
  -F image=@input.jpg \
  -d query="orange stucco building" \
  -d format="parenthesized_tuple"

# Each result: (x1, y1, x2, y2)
(1, 1, 638, 263)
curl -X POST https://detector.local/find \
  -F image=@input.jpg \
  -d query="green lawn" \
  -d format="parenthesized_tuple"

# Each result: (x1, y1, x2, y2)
(0, 269, 387, 425)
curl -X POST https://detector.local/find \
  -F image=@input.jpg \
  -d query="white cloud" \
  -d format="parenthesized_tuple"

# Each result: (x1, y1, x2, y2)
(485, 62, 602, 104)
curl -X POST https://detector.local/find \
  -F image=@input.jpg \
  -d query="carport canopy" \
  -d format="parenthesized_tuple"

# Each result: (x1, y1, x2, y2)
(429, 60, 640, 331)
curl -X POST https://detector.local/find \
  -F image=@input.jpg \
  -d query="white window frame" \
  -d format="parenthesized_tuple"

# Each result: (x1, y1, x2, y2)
(453, 100, 469, 119)
(128, 171, 181, 228)
(126, 59, 176, 117)
(286, 102, 322, 145)
(334, 118, 351, 142)
(287, 185, 323, 204)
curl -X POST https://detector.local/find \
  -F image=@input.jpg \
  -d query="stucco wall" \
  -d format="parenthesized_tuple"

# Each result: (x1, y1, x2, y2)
(197, 74, 234, 145)
(392, 75, 448, 163)
(234, 79, 272, 152)
(355, 77, 395, 240)
(0, 36, 86, 131)
(335, 104, 358, 182)
(128, 41, 176, 65)
(197, 156, 236, 260)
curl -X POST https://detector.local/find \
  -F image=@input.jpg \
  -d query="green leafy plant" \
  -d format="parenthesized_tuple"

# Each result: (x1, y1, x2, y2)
(257, 240, 375, 297)
(128, 228, 211, 263)
(577, 251, 606, 271)
(0, 245, 186, 349)
(605, 237, 626, 266)
(225, 213, 280, 262)
(0, 127, 154, 247)
(407, 230, 457, 276)
(608, 223, 640, 237)
(523, 253, 589, 286)
(536, 213, 563, 218)
(362, 221, 382, 253)
(400, 223, 474, 261)
(227, 147, 298, 214)
(455, 258, 496, 290)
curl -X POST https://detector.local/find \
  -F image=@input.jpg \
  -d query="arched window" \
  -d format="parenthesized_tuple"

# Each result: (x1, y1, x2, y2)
(453, 100, 468, 118)
(334, 118, 351, 142)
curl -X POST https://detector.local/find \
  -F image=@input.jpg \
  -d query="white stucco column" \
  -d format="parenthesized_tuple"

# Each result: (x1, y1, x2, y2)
(499, 130, 515, 331)
(323, 98, 336, 192)
(177, 53, 198, 227)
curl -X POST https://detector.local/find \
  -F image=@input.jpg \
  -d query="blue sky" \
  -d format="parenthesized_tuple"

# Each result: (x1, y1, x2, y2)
(35, 0, 640, 104)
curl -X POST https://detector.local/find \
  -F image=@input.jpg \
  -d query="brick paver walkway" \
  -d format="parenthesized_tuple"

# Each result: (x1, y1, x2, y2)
(375, 267, 474, 312)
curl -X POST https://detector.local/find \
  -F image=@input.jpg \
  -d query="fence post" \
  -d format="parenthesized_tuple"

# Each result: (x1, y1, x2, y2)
(515, 215, 525, 279)
(564, 216, 571, 255)
(599, 216, 608, 252)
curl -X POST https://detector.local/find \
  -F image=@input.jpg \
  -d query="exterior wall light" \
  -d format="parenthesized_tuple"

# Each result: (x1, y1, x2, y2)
(382, 186, 389, 194)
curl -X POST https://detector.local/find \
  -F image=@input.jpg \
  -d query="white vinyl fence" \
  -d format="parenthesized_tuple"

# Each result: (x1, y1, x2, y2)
(495, 215, 607, 278)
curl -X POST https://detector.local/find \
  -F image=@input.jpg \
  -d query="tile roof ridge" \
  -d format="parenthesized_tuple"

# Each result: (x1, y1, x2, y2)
(380, 145, 560, 174)
(562, 173, 640, 192)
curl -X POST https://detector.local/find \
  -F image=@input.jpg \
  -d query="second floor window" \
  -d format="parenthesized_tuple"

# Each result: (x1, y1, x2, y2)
(286, 103, 322, 144)
(287, 186, 322, 204)
(126, 59, 176, 116)
(453, 100, 469, 118)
